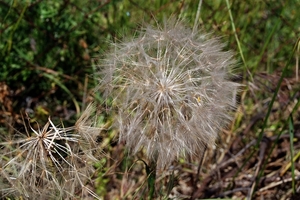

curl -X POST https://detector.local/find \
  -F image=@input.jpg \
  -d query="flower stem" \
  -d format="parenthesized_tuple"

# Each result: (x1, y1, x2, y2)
(147, 152, 158, 200)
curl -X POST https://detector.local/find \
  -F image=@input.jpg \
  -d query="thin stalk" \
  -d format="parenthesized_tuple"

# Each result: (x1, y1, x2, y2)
(140, 155, 158, 200)
(256, 38, 299, 149)
(296, 39, 300, 81)
(257, 92, 300, 195)
(225, 0, 253, 81)
(288, 116, 296, 194)
(193, 0, 203, 33)
(254, 20, 280, 72)
(147, 152, 158, 200)
(249, 38, 300, 198)
(190, 145, 207, 200)
(5, 0, 29, 53)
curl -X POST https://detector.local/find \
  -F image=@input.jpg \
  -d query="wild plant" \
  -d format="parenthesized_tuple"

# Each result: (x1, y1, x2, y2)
(97, 18, 240, 169)
(0, 103, 101, 199)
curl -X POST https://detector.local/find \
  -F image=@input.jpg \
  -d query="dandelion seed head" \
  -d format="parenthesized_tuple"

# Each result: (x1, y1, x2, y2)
(98, 18, 240, 168)
(0, 110, 102, 199)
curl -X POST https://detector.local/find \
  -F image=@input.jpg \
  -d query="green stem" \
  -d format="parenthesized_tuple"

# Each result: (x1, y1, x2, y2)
(289, 116, 295, 194)
(147, 152, 158, 200)
(6, 1, 29, 53)
(225, 0, 253, 82)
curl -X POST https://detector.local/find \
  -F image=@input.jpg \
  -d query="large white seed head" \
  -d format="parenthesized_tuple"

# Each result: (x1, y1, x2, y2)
(98, 19, 240, 168)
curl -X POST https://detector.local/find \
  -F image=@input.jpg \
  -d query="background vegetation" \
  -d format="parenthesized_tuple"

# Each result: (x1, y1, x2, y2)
(1, 0, 299, 199)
